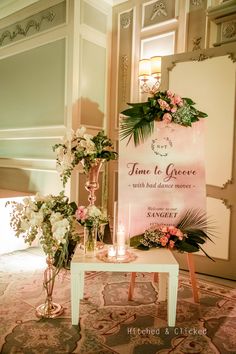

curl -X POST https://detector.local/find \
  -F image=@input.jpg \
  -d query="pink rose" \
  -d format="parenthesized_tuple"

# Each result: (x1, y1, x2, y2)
(76, 206, 87, 221)
(167, 90, 174, 98)
(168, 226, 178, 235)
(171, 105, 177, 113)
(158, 99, 170, 111)
(163, 113, 172, 124)
(169, 240, 175, 248)
(159, 225, 168, 233)
(171, 95, 183, 106)
(160, 236, 168, 246)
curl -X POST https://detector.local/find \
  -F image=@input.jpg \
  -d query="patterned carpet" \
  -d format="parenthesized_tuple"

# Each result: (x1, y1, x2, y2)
(0, 249, 236, 354)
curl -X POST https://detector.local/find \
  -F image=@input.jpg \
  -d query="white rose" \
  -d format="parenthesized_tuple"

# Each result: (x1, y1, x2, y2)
(76, 126, 86, 137)
(87, 205, 101, 218)
(52, 219, 70, 243)
(50, 212, 62, 223)
(80, 139, 96, 155)
(29, 211, 44, 227)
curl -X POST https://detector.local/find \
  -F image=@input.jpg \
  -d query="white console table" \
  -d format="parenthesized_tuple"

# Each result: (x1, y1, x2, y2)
(71, 247, 179, 327)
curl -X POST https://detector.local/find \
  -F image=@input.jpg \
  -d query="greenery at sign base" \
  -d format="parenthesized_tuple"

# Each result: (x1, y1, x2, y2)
(120, 90, 208, 146)
(130, 209, 215, 261)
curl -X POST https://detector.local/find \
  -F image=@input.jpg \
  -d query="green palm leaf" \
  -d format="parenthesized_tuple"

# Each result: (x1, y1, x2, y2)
(120, 116, 154, 146)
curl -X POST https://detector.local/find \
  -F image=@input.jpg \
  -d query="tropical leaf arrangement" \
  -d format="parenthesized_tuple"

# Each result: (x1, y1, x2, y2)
(130, 209, 215, 261)
(120, 90, 208, 146)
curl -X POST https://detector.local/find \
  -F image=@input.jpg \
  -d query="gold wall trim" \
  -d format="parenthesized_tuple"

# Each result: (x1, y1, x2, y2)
(0, 11, 55, 46)
(150, 1, 168, 21)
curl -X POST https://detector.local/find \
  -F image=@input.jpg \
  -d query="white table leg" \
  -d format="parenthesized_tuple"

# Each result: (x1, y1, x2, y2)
(71, 268, 81, 325)
(79, 271, 85, 298)
(167, 271, 179, 327)
(158, 273, 167, 301)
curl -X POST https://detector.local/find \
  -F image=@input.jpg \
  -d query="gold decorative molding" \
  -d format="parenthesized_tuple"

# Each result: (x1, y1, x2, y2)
(0, 11, 55, 46)
(222, 21, 236, 39)
(120, 12, 132, 29)
(221, 178, 233, 189)
(167, 61, 177, 72)
(228, 52, 236, 62)
(192, 37, 202, 51)
(221, 198, 232, 209)
(120, 54, 128, 102)
(191, 0, 203, 6)
(191, 53, 211, 61)
(150, 1, 168, 21)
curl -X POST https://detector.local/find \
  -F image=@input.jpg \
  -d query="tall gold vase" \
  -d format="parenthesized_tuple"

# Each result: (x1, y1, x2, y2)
(84, 158, 104, 206)
(36, 255, 63, 318)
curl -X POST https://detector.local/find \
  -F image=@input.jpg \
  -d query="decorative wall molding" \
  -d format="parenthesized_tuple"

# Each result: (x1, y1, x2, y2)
(0, 1, 66, 48)
(222, 20, 236, 40)
(0, 126, 65, 140)
(228, 52, 236, 62)
(0, 11, 55, 46)
(192, 36, 202, 51)
(142, 0, 176, 31)
(207, 1, 236, 46)
(221, 178, 234, 189)
(0, 157, 56, 172)
(191, 52, 211, 61)
(120, 12, 132, 29)
(150, 1, 168, 21)
(120, 54, 128, 102)
(191, 0, 203, 7)
(221, 198, 232, 209)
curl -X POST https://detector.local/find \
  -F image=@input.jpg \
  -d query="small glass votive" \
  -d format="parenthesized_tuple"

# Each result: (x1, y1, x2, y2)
(107, 245, 116, 259)
(116, 245, 126, 259)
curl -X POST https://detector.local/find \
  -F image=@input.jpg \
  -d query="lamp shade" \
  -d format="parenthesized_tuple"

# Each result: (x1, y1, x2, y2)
(150, 56, 161, 78)
(139, 59, 151, 80)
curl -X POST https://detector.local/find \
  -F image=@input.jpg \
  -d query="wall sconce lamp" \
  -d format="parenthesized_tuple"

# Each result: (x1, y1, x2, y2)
(138, 56, 161, 94)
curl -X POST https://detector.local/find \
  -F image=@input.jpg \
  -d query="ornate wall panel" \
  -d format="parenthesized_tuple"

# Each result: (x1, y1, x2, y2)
(0, 1, 66, 47)
(117, 9, 133, 118)
(142, 0, 176, 30)
(187, 0, 207, 51)
(0, 39, 65, 129)
(161, 43, 236, 279)
(168, 54, 235, 188)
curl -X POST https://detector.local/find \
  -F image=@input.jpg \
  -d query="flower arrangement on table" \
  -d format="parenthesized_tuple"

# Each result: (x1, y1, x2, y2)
(130, 209, 215, 261)
(120, 90, 208, 146)
(53, 127, 118, 187)
(6, 191, 80, 271)
(76, 205, 108, 253)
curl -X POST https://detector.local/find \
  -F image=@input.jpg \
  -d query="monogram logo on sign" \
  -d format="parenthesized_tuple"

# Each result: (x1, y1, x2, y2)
(151, 137, 173, 157)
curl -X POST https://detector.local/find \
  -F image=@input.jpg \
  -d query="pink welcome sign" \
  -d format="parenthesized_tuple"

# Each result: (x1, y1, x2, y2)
(118, 121, 206, 237)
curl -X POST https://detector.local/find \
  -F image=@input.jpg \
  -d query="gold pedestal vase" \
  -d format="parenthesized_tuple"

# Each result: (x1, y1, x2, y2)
(36, 255, 64, 318)
(84, 158, 104, 206)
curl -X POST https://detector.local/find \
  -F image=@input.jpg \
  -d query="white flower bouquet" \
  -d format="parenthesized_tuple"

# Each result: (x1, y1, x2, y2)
(53, 127, 118, 187)
(6, 191, 80, 269)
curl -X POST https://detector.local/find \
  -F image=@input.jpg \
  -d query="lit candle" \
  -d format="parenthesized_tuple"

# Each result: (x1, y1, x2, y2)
(117, 224, 125, 247)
